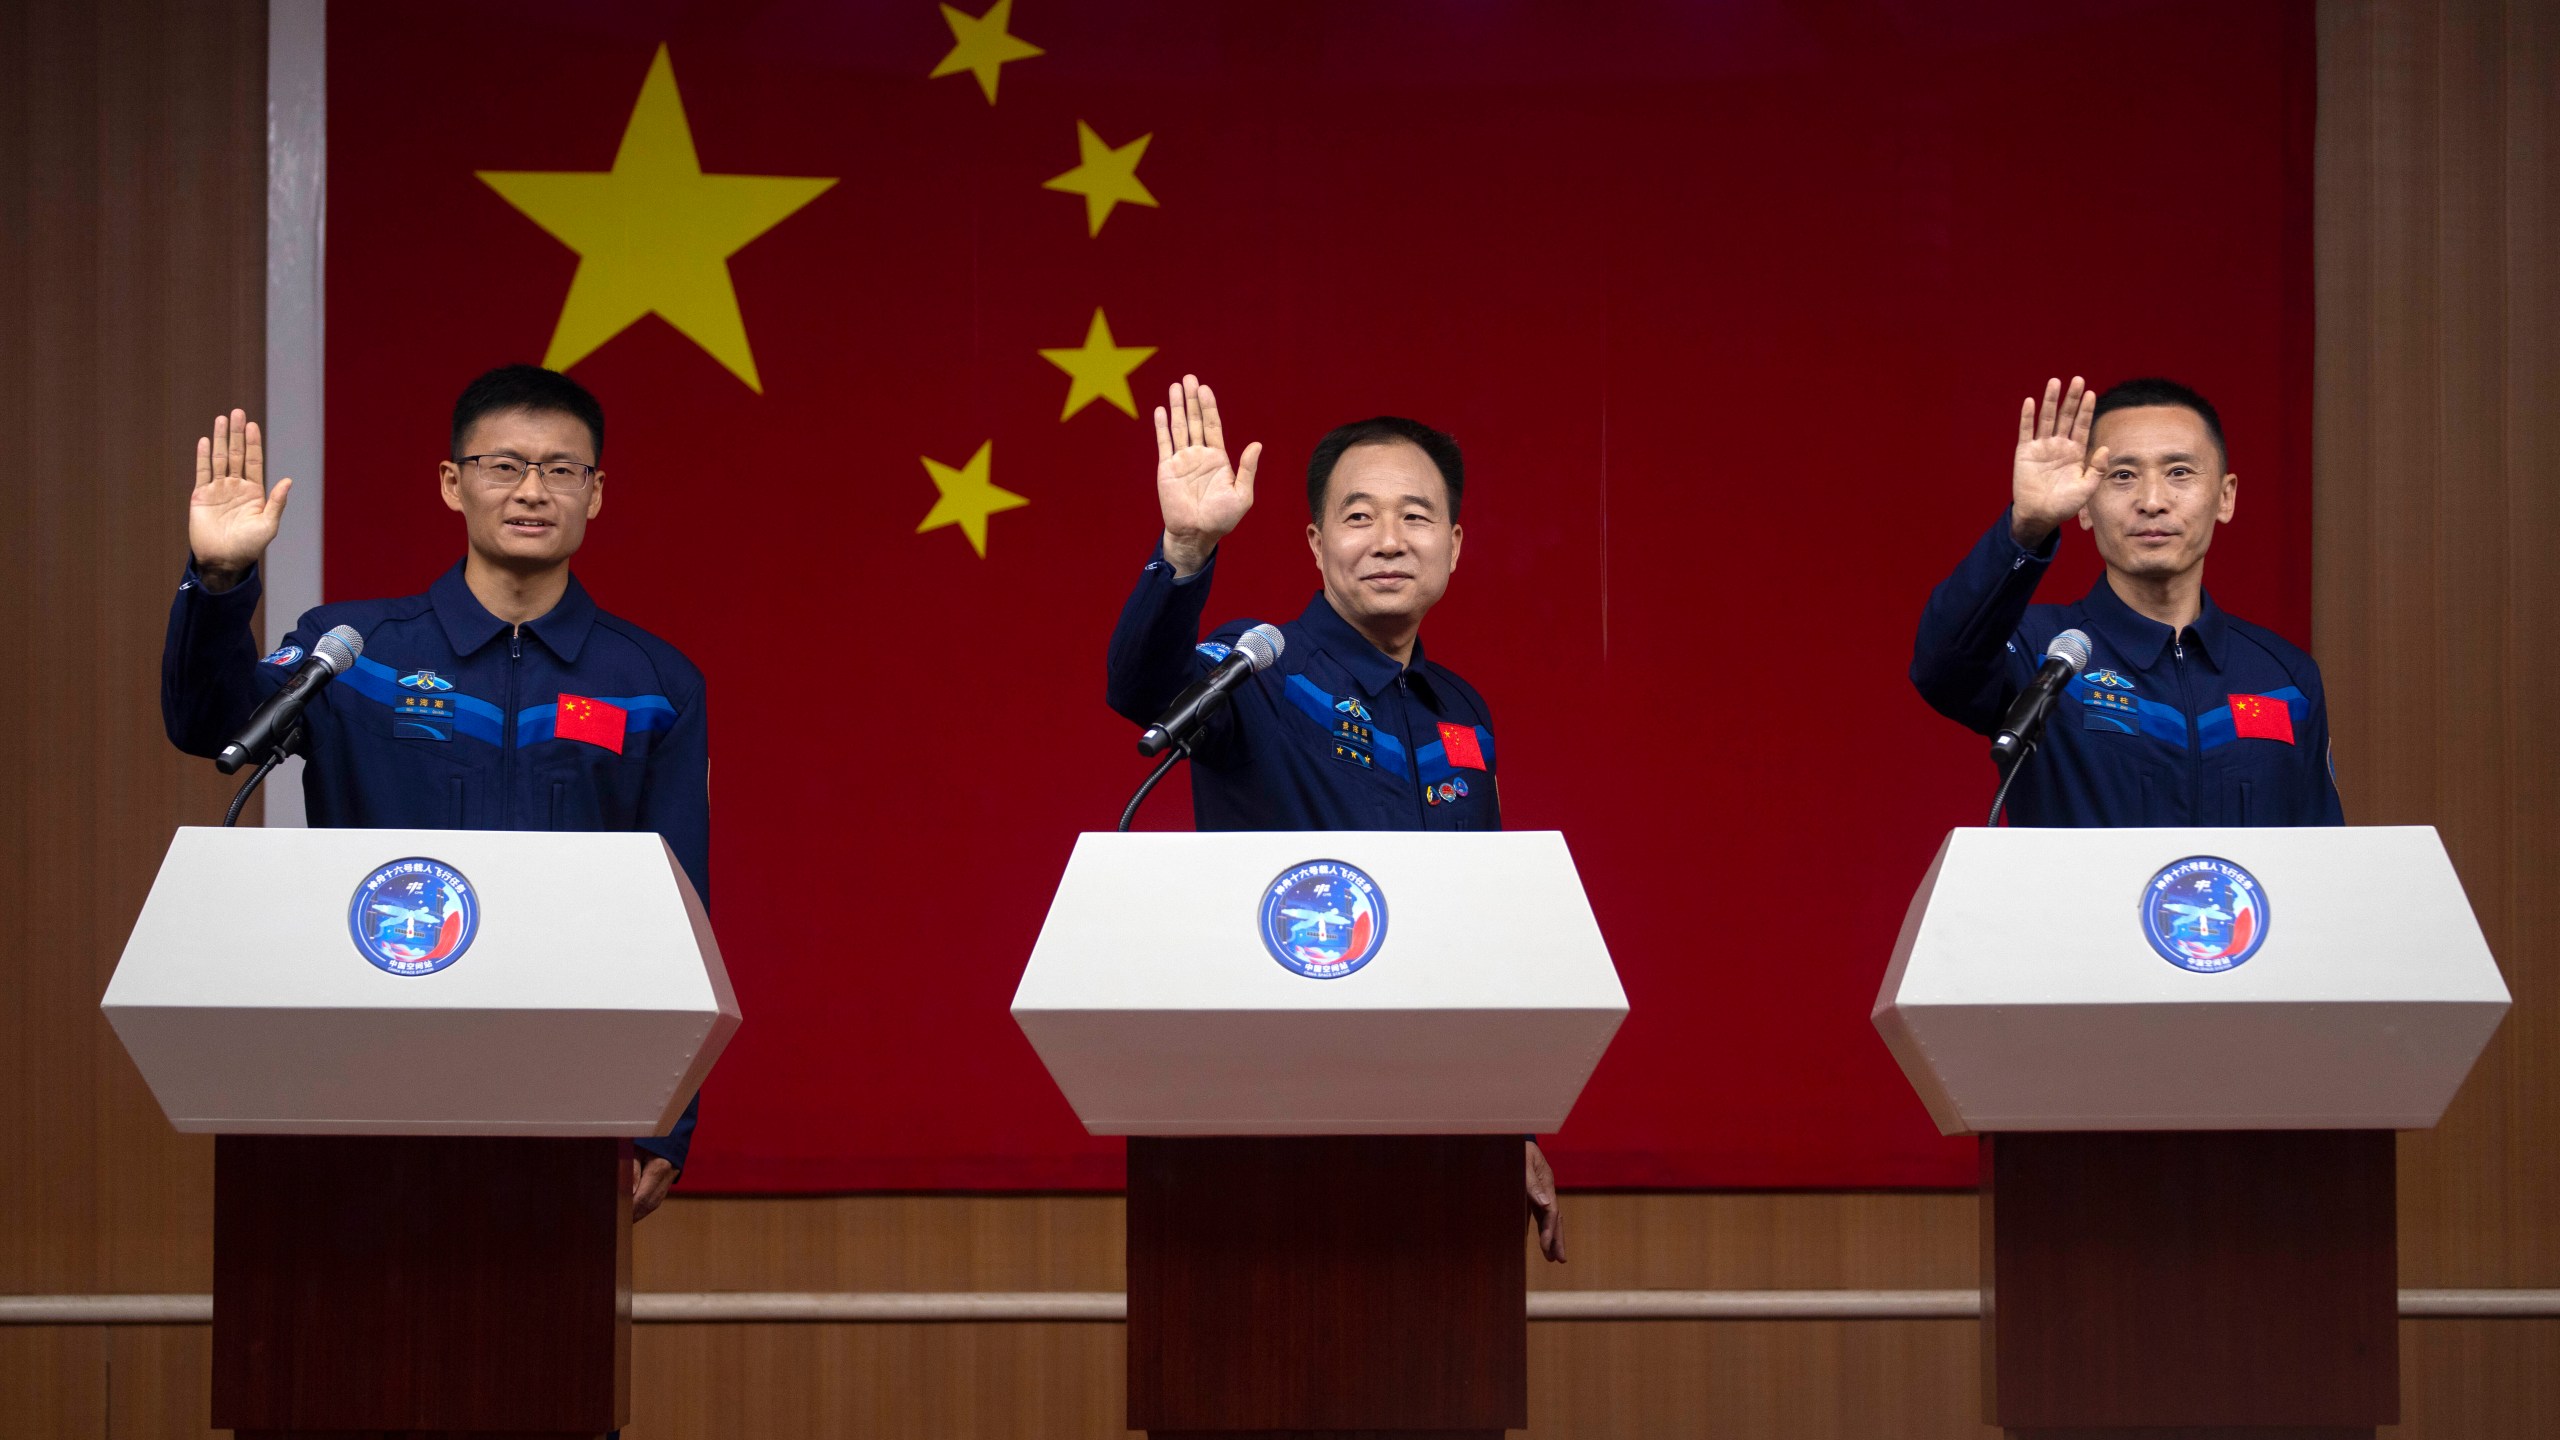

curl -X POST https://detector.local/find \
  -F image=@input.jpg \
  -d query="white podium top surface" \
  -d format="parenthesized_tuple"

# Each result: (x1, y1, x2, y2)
(1873, 825, 2508, 1133)
(103, 826, 738, 1136)
(1014, 830, 1627, 1135)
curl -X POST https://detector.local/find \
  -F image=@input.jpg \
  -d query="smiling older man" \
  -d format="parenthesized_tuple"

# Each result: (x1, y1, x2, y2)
(1911, 374, 2344, 827)
(1104, 374, 1564, 1261)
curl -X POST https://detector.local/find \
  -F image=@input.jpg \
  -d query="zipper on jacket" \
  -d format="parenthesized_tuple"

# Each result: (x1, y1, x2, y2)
(2173, 629, 2203, 819)
(503, 629, 524, 827)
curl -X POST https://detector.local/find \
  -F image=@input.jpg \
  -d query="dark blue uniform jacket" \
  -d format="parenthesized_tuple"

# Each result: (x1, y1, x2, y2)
(1105, 544, 1501, 832)
(1912, 511, 2344, 828)
(162, 559, 706, 1171)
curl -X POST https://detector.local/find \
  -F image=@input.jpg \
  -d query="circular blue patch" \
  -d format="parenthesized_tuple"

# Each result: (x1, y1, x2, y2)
(1259, 859, 1389, 979)
(2139, 855, 2270, 973)
(260, 644, 304, 668)
(349, 857, 480, 976)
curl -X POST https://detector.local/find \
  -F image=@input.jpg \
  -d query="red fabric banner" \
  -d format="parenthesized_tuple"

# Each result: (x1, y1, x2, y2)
(325, 0, 2314, 1190)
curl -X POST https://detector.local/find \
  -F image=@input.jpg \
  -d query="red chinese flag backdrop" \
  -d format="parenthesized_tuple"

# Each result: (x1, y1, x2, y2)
(325, 1, 2313, 1190)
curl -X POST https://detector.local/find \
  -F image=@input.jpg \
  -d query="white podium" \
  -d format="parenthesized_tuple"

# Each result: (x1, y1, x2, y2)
(1872, 825, 2509, 1437)
(1013, 829, 1626, 1135)
(106, 826, 737, 1136)
(102, 825, 739, 1438)
(1015, 830, 1627, 1438)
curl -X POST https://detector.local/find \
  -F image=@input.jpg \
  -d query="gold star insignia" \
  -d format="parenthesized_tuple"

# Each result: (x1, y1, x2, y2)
(930, 0, 1043, 104)
(917, 441, 1029, 556)
(478, 46, 836, 393)
(1038, 308, 1157, 420)
(1042, 120, 1157, 236)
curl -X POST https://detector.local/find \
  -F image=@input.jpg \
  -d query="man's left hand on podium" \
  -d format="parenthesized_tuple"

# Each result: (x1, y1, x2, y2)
(631, 1155, 678, 1222)
(1526, 1140, 1564, 1263)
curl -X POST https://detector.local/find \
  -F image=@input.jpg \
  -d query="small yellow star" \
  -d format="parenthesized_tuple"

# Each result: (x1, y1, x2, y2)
(1042, 120, 1157, 236)
(1038, 308, 1157, 420)
(930, 0, 1043, 104)
(478, 46, 836, 392)
(917, 441, 1029, 556)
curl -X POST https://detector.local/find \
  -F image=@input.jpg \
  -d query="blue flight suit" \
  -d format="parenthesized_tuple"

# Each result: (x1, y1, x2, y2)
(162, 559, 707, 1171)
(1106, 544, 1501, 831)
(1912, 510, 2344, 827)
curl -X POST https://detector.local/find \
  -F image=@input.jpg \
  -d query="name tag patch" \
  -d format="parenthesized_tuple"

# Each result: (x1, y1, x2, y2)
(394, 695, 454, 741)
(2082, 690, 2139, 734)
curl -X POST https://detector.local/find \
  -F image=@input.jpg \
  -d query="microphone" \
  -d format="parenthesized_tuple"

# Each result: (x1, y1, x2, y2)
(1138, 624, 1284, 757)
(217, 625, 363, 774)
(1989, 628, 2092, 773)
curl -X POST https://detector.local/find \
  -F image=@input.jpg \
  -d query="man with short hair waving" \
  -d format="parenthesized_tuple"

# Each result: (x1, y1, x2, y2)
(164, 365, 706, 1215)
(1106, 374, 1565, 1260)
(1911, 374, 2344, 826)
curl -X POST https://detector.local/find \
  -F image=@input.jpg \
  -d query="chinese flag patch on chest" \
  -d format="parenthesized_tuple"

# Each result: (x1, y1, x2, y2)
(1438, 721, 1488, 770)
(2228, 693, 2296, 744)
(557, 694, 628, 753)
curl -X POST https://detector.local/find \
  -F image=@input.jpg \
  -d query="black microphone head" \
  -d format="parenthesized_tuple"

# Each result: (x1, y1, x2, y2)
(313, 624, 363, 674)
(2044, 628, 2092, 674)
(1235, 624, 1285, 671)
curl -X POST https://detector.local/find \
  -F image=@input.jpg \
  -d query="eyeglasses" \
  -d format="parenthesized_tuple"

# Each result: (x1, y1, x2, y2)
(458, 454, 599, 493)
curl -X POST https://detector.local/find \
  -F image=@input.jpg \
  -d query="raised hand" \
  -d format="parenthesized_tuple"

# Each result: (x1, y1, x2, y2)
(1154, 374, 1260, 578)
(189, 409, 293, 590)
(2011, 376, 2112, 546)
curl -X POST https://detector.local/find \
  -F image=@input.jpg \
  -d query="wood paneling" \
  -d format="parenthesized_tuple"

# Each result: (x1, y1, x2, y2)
(1126, 1136, 1523, 1433)
(212, 1136, 629, 1434)
(4, 0, 2555, 1436)
(0, 0, 263, 1312)
(2315, 0, 2560, 1294)
(1982, 1132, 2398, 1428)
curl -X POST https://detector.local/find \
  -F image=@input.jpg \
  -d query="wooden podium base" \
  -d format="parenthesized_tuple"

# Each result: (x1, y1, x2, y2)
(1983, 1130, 2397, 1438)
(1126, 1135, 1524, 1438)
(212, 1135, 630, 1439)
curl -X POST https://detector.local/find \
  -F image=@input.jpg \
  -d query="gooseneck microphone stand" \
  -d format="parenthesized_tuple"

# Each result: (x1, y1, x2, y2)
(1987, 757, 2027, 828)
(1118, 739, 1191, 833)
(221, 722, 301, 828)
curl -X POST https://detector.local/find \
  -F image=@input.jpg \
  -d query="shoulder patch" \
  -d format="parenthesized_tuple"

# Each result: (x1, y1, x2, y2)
(1196, 641, 1233, 663)
(261, 645, 305, 668)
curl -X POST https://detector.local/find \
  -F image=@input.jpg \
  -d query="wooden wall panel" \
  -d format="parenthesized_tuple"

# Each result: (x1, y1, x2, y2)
(4, 0, 2555, 1434)
(0, 0, 263, 1311)
(2315, 0, 2560, 1292)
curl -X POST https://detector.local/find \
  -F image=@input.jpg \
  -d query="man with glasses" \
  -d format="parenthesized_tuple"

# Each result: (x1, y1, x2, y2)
(161, 364, 705, 1216)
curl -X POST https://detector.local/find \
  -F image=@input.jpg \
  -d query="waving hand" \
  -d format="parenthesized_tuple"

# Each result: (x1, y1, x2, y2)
(1155, 375, 1260, 577)
(189, 409, 293, 591)
(2010, 376, 2111, 546)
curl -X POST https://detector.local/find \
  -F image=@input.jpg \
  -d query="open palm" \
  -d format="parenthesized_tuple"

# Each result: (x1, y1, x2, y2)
(189, 408, 292, 575)
(1154, 375, 1260, 561)
(2012, 376, 2111, 535)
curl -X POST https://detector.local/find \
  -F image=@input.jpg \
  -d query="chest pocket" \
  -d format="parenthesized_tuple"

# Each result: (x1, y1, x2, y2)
(1284, 675, 1407, 778)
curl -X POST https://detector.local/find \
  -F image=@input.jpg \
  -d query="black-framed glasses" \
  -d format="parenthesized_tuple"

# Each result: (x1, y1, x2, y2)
(459, 454, 599, 493)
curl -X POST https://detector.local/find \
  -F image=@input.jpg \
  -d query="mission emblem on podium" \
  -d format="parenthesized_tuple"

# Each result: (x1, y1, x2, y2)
(348, 857, 481, 977)
(1259, 859, 1389, 979)
(2140, 855, 2270, 974)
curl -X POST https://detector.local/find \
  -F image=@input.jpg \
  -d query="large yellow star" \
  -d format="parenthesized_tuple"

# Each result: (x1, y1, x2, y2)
(478, 46, 836, 393)
(930, 1, 1043, 104)
(1042, 121, 1157, 236)
(1038, 309, 1157, 420)
(917, 441, 1029, 556)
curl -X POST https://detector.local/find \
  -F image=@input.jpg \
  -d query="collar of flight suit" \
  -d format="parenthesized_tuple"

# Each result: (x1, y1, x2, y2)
(429, 560, 598, 664)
